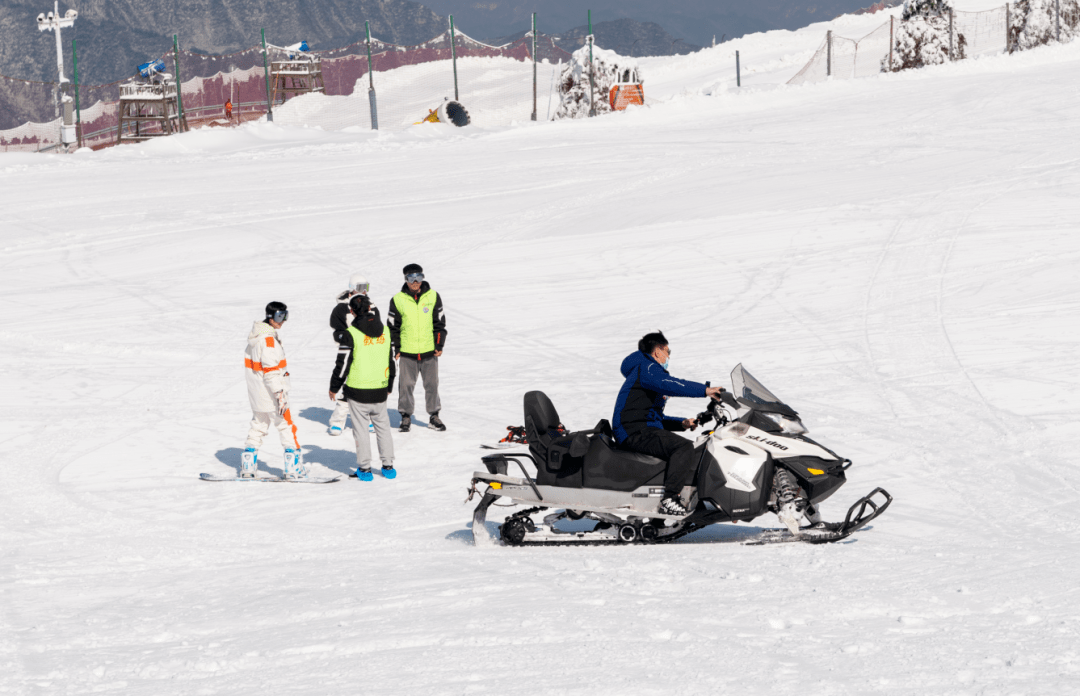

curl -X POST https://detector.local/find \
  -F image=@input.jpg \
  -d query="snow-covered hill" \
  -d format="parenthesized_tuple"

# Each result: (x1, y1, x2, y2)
(3, 10, 1080, 694)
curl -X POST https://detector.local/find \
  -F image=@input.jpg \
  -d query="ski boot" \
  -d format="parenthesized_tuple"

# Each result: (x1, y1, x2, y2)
(284, 448, 307, 480)
(428, 413, 446, 432)
(772, 469, 807, 534)
(356, 468, 374, 482)
(659, 494, 689, 516)
(399, 414, 411, 432)
(381, 465, 397, 480)
(240, 448, 258, 478)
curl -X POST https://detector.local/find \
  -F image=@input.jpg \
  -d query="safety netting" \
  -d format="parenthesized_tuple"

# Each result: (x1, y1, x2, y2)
(788, 1, 1072, 86)
(0, 25, 573, 152)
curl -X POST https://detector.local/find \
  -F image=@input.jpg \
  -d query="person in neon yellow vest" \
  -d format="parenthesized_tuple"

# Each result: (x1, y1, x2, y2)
(387, 263, 447, 432)
(328, 294, 397, 480)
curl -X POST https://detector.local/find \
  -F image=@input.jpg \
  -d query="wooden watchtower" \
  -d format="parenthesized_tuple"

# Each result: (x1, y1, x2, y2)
(116, 81, 188, 144)
(271, 54, 324, 105)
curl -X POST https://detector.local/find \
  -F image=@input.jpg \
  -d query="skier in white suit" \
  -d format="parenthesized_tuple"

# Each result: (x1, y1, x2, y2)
(242, 301, 306, 479)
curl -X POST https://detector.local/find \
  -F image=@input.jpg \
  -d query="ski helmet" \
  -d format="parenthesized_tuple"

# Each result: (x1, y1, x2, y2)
(349, 273, 369, 295)
(265, 301, 288, 324)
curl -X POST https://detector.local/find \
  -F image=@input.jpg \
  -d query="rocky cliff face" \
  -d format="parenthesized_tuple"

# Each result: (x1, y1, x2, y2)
(0, 0, 450, 129)
(2, 0, 448, 86)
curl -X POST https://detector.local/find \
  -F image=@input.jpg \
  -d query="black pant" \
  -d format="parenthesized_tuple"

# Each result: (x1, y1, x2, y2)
(621, 428, 698, 496)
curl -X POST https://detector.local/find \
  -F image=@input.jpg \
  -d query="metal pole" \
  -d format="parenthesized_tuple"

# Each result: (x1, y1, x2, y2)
(72, 37, 82, 148)
(736, 50, 741, 87)
(450, 15, 459, 101)
(1005, 3, 1011, 53)
(366, 21, 378, 130)
(889, 16, 894, 71)
(588, 9, 595, 117)
(173, 34, 187, 131)
(531, 12, 537, 121)
(261, 28, 273, 122)
(949, 9, 954, 60)
(827, 30, 832, 77)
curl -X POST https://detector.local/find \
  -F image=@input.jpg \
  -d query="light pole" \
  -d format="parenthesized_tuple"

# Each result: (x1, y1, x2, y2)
(36, 1, 78, 146)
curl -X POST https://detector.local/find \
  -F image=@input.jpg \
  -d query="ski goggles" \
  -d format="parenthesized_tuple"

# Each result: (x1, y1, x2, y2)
(353, 281, 370, 294)
(405, 273, 424, 283)
(271, 309, 288, 323)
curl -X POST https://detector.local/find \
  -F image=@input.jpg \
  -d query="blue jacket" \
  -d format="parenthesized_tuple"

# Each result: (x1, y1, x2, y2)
(612, 351, 709, 443)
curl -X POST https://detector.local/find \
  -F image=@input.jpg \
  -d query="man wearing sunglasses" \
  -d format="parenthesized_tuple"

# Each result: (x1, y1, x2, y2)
(242, 301, 305, 479)
(387, 263, 447, 432)
(328, 273, 370, 436)
(612, 331, 724, 516)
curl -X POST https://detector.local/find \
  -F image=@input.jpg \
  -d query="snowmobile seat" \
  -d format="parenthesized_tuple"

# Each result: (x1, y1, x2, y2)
(523, 391, 588, 488)
(582, 436, 666, 492)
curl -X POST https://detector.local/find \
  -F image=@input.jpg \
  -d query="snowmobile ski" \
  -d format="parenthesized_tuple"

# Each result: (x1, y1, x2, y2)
(199, 473, 341, 484)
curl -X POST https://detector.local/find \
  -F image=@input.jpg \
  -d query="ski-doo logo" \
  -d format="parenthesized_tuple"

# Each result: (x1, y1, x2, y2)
(745, 434, 788, 451)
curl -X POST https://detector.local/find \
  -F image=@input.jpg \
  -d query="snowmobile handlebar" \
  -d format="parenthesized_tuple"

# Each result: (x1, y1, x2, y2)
(695, 392, 736, 429)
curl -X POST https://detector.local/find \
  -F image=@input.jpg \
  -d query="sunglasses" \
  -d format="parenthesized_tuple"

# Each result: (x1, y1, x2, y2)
(405, 273, 425, 283)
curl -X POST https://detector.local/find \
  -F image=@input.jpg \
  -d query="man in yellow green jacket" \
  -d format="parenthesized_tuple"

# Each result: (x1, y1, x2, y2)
(387, 263, 447, 432)
(329, 294, 397, 480)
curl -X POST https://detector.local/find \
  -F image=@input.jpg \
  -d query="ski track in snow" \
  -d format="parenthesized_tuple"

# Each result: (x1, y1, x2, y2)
(4, 20, 1080, 696)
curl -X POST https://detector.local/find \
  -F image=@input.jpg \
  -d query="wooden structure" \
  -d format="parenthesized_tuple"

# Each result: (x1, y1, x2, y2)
(116, 81, 188, 144)
(271, 56, 324, 105)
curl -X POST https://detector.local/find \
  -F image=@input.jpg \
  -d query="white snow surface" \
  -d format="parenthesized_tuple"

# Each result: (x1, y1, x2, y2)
(4, 15, 1080, 695)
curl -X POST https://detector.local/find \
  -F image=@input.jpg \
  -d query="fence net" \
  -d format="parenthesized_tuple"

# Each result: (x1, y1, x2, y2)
(789, 1, 1064, 86)
(0, 24, 572, 152)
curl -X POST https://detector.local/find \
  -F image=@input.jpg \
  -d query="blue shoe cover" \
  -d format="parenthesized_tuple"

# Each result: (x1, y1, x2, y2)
(357, 469, 374, 481)
(329, 425, 343, 436)
(382, 467, 397, 479)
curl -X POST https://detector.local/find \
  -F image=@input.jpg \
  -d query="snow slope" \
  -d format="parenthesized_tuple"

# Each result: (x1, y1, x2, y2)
(3, 20, 1080, 696)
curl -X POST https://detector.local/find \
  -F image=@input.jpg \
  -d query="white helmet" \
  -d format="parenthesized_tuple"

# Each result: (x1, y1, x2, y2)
(349, 273, 369, 295)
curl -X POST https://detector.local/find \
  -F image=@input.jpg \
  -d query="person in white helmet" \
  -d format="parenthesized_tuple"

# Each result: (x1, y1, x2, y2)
(242, 301, 306, 479)
(328, 273, 370, 435)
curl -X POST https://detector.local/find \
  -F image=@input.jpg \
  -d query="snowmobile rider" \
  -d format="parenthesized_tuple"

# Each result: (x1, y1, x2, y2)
(612, 331, 725, 516)
(387, 263, 447, 432)
(242, 301, 305, 479)
(329, 294, 397, 481)
(327, 273, 370, 436)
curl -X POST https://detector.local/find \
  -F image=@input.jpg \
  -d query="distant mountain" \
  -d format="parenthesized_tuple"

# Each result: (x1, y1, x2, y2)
(0, 0, 449, 87)
(420, 0, 887, 49)
(490, 19, 701, 58)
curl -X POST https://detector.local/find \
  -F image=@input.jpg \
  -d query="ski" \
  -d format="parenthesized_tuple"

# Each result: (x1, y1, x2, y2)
(479, 442, 526, 450)
(199, 473, 341, 484)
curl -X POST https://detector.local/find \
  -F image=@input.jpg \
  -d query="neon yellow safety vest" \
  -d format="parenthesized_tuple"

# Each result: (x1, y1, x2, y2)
(393, 289, 438, 354)
(345, 325, 391, 389)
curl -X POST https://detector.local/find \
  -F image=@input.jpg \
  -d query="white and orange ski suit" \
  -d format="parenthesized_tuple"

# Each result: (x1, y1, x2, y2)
(244, 321, 300, 451)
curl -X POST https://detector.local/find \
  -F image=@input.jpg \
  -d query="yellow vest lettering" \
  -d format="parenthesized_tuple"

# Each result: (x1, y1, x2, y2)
(345, 325, 391, 389)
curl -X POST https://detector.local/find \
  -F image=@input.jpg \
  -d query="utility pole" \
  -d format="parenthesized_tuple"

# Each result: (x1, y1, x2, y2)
(35, 1, 78, 148)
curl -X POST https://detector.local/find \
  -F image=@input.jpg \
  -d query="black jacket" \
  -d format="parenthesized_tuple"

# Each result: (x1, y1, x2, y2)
(386, 281, 447, 360)
(329, 308, 396, 404)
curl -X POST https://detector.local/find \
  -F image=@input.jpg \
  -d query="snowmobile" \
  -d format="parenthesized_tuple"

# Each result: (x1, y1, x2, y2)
(468, 364, 891, 546)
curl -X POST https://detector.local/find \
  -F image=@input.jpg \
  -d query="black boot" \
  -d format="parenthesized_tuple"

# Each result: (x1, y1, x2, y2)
(659, 495, 689, 516)
(400, 414, 411, 432)
(429, 413, 446, 431)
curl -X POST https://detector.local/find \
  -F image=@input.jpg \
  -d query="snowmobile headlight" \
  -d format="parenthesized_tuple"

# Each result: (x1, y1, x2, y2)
(762, 412, 807, 435)
(719, 421, 749, 438)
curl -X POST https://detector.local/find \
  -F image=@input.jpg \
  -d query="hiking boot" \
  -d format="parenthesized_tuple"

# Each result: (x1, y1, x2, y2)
(429, 413, 446, 431)
(659, 495, 689, 516)
(400, 414, 411, 432)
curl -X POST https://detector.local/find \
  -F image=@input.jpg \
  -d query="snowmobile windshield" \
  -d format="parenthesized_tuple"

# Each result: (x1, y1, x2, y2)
(730, 364, 797, 417)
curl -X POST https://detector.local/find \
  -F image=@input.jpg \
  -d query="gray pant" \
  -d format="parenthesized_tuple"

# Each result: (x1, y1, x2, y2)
(347, 400, 395, 470)
(397, 356, 441, 416)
